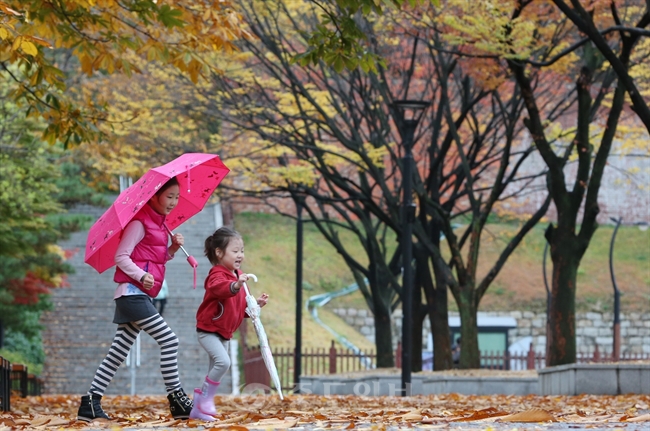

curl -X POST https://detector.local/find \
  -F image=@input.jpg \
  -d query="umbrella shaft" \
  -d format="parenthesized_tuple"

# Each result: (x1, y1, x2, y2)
(164, 223, 190, 257)
(178, 244, 190, 258)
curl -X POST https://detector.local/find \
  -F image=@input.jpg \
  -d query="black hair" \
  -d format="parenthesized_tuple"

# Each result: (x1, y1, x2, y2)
(204, 226, 242, 265)
(156, 177, 179, 195)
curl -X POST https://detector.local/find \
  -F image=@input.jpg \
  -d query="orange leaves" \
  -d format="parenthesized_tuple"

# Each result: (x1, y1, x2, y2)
(4, 393, 650, 429)
(450, 406, 510, 421)
(500, 408, 557, 422)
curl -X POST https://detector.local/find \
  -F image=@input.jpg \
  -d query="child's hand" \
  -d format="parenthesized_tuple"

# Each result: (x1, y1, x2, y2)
(257, 293, 269, 307)
(141, 273, 154, 290)
(171, 233, 184, 247)
(233, 273, 249, 291)
(169, 233, 184, 255)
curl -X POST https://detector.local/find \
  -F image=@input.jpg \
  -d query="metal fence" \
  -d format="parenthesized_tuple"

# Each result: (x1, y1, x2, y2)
(244, 340, 379, 391)
(0, 357, 44, 412)
(244, 341, 650, 391)
(0, 357, 10, 411)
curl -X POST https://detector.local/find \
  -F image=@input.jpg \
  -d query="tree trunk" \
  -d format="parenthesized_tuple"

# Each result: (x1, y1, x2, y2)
(546, 226, 583, 366)
(431, 281, 452, 370)
(427, 253, 452, 370)
(413, 244, 435, 372)
(368, 268, 396, 368)
(411, 285, 425, 372)
(419, 220, 453, 370)
(374, 306, 395, 368)
(360, 257, 396, 368)
(457, 290, 480, 368)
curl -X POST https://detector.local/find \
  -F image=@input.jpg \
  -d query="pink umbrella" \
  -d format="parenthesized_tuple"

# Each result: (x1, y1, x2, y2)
(85, 153, 230, 281)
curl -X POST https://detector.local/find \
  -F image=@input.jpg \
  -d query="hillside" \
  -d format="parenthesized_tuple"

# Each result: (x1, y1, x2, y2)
(234, 212, 650, 350)
(234, 212, 374, 351)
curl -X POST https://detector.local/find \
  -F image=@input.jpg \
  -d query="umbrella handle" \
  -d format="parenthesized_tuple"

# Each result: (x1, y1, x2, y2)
(243, 273, 258, 298)
(178, 244, 191, 259)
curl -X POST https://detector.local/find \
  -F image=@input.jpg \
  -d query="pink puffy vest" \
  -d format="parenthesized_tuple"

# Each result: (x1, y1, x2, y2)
(113, 204, 169, 297)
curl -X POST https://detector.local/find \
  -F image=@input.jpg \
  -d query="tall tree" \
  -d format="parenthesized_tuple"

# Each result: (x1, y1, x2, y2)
(297, 0, 439, 73)
(549, 0, 650, 132)
(0, 82, 65, 346)
(305, 0, 650, 130)
(0, 0, 247, 144)
(511, 0, 648, 365)
(443, 0, 648, 365)
(196, 0, 552, 369)
(0, 71, 104, 359)
(64, 58, 218, 189)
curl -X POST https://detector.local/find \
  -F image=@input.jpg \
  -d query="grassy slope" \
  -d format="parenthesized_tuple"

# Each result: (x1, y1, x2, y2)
(474, 222, 650, 313)
(235, 213, 650, 350)
(235, 212, 374, 351)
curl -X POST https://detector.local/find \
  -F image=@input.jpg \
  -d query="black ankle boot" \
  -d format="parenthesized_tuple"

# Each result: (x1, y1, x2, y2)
(167, 388, 194, 419)
(77, 394, 110, 421)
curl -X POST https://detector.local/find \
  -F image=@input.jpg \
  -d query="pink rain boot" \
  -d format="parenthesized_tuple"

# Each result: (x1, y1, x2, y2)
(190, 388, 215, 421)
(193, 376, 219, 417)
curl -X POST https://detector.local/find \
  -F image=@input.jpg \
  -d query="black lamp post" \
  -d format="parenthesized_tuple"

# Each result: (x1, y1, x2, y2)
(609, 217, 622, 361)
(542, 240, 552, 361)
(391, 99, 430, 397)
(609, 219, 648, 361)
(294, 199, 304, 392)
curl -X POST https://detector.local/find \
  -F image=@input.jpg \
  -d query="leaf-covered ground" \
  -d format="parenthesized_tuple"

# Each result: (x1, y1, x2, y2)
(2, 393, 649, 430)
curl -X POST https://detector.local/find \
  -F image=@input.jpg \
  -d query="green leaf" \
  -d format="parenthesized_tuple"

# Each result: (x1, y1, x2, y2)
(157, 5, 184, 29)
(332, 55, 345, 73)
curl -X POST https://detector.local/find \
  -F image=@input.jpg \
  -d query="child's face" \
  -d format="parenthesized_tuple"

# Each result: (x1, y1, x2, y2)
(217, 237, 244, 272)
(151, 184, 180, 215)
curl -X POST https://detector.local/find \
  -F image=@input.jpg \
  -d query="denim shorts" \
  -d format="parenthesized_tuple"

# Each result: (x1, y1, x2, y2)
(113, 292, 158, 324)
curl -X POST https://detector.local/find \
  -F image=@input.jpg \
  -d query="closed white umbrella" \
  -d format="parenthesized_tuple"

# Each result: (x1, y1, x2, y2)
(244, 274, 284, 399)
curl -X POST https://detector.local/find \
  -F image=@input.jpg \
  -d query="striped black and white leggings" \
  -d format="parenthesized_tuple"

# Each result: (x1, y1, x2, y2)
(88, 314, 181, 396)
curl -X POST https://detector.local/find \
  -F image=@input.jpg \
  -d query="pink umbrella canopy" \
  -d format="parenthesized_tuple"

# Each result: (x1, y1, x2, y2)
(85, 153, 230, 274)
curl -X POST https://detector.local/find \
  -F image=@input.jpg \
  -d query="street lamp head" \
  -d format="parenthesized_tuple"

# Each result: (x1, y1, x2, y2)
(391, 100, 431, 151)
(391, 100, 431, 123)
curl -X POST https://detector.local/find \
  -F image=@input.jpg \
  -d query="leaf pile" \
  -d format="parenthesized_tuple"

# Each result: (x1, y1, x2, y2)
(2, 393, 649, 430)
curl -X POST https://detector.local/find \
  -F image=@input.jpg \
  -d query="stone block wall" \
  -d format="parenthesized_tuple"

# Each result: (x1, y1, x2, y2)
(332, 308, 650, 355)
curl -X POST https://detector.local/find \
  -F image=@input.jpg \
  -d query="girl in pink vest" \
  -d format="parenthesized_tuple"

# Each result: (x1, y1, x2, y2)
(189, 226, 269, 420)
(77, 177, 195, 421)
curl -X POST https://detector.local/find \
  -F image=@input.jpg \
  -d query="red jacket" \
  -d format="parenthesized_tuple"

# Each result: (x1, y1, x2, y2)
(196, 265, 247, 339)
(113, 204, 168, 297)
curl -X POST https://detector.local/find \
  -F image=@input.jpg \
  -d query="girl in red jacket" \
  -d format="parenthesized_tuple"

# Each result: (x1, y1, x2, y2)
(190, 226, 269, 421)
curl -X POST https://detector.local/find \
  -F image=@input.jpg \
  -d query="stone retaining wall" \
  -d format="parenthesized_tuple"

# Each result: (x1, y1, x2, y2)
(332, 308, 650, 354)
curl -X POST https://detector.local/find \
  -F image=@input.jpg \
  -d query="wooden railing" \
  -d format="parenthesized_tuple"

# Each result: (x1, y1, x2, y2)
(0, 357, 43, 412)
(244, 341, 650, 391)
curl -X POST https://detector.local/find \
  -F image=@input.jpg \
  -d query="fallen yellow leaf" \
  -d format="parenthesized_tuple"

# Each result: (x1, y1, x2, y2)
(499, 408, 556, 422)
(246, 418, 299, 429)
(627, 413, 650, 422)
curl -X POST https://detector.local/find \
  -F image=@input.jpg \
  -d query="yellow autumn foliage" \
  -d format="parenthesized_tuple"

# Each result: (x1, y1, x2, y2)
(0, 0, 248, 144)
